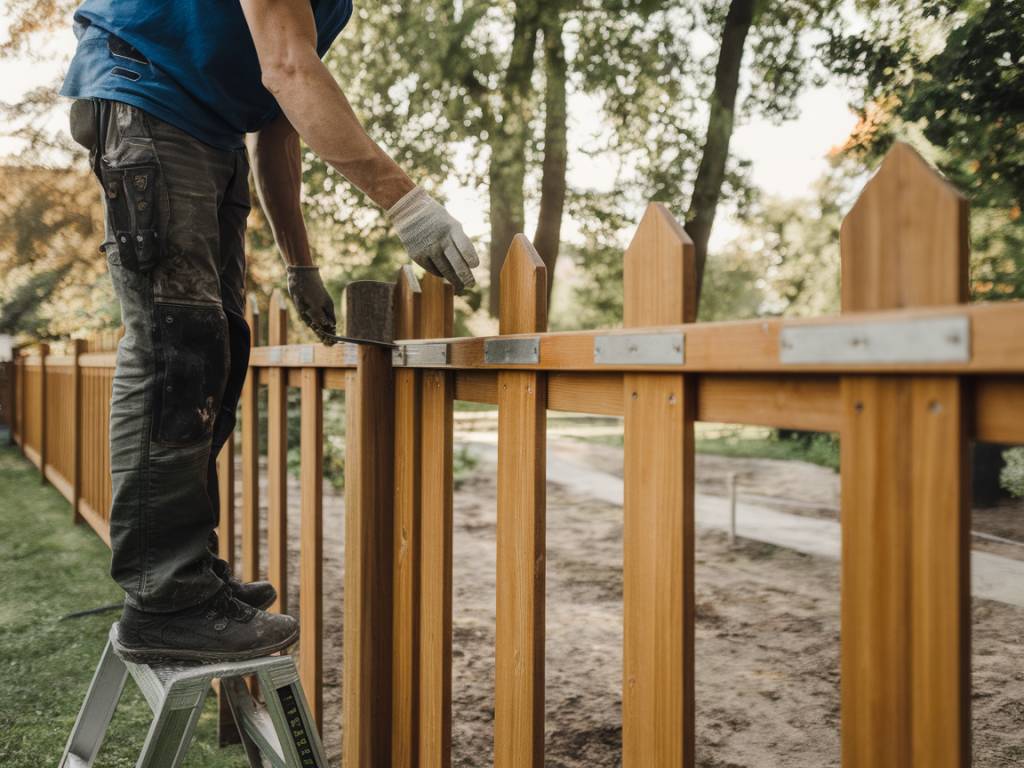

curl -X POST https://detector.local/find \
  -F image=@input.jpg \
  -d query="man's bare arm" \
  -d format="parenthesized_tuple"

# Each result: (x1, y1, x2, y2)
(239, 0, 413, 209)
(240, 0, 479, 292)
(246, 113, 312, 267)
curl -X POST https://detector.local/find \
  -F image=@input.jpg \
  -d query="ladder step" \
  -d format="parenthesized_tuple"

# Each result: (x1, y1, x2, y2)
(60, 623, 325, 768)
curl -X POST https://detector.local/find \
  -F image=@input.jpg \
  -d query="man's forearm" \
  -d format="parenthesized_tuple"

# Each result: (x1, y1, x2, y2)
(241, 0, 414, 210)
(247, 115, 313, 267)
(268, 58, 414, 209)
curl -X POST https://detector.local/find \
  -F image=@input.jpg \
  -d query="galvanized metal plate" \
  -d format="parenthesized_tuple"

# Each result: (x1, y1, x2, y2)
(268, 347, 283, 364)
(299, 345, 315, 365)
(484, 337, 540, 365)
(779, 315, 970, 365)
(594, 332, 684, 366)
(392, 342, 449, 367)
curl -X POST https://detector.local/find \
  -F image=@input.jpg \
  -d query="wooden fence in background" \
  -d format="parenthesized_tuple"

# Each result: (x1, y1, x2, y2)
(9, 143, 1024, 767)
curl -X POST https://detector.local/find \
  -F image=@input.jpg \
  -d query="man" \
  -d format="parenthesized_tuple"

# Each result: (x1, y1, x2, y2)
(61, 0, 478, 664)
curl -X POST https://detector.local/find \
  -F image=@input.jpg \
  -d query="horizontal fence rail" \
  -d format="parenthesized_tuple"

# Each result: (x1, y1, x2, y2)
(9, 142, 1023, 767)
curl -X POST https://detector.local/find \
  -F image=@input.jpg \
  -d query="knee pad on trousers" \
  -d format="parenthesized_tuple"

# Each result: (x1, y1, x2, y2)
(151, 302, 229, 446)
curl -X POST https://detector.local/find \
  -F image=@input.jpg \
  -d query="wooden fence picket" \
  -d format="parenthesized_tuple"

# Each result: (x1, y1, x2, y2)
(417, 273, 455, 768)
(494, 235, 548, 768)
(343, 334, 395, 765)
(839, 142, 970, 768)
(392, 265, 423, 768)
(241, 296, 261, 584)
(300, 365, 324, 729)
(621, 204, 696, 768)
(267, 289, 290, 613)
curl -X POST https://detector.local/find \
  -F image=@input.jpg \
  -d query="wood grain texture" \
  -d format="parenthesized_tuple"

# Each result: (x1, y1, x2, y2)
(392, 267, 422, 768)
(240, 297, 260, 583)
(908, 378, 968, 767)
(839, 141, 970, 768)
(418, 275, 455, 768)
(215, 429, 239, 746)
(343, 347, 395, 767)
(267, 290, 289, 613)
(973, 376, 1024, 443)
(495, 236, 547, 768)
(622, 204, 696, 768)
(300, 367, 324, 730)
(217, 432, 235, 572)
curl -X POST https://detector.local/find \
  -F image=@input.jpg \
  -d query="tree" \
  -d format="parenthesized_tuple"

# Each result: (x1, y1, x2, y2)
(827, 0, 1024, 300)
(326, 0, 845, 316)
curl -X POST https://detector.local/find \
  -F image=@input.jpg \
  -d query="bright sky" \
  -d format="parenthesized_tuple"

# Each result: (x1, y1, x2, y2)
(0, 15, 861, 255)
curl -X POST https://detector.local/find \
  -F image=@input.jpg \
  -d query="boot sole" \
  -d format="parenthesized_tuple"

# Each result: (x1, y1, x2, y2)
(112, 626, 299, 666)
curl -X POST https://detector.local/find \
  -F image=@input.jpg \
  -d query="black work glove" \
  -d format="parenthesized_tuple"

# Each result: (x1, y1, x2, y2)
(286, 265, 337, 345)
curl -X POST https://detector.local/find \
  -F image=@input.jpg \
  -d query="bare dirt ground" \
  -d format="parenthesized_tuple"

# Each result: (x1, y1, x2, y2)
(241, 435, 1024, 767)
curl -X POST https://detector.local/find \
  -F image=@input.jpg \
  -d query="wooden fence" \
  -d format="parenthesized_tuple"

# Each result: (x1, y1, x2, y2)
(9, 142, 1024, 767)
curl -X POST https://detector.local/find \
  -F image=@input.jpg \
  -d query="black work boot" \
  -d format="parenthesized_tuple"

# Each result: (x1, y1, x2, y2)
(226, 575, 277, 611)
(113, 587, 299, 664)
(210, 556, 277, 610)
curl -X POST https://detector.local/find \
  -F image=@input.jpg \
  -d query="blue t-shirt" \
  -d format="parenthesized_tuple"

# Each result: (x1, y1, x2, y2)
(60, 0, 353, 150)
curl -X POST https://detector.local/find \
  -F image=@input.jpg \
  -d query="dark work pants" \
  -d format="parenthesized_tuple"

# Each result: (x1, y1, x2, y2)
(70, 99, 251, 613)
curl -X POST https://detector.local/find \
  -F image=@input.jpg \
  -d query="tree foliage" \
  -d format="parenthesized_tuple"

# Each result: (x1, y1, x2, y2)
(827, 0, 1024, 300)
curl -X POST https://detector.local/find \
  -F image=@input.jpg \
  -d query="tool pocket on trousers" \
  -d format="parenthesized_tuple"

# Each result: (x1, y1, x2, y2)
(152, 303, 229, 447)
(100, 136, 167, 273)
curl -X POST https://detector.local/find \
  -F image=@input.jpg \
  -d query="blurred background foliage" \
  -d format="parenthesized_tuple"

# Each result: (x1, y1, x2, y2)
(1, 0, 1020, 340)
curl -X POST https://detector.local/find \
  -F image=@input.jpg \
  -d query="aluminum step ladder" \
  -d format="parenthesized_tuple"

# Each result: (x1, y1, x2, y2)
(60, 623, 326, 768)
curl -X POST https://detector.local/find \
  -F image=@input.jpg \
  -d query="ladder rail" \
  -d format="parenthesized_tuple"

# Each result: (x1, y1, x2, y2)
(62, 624, 323, 768)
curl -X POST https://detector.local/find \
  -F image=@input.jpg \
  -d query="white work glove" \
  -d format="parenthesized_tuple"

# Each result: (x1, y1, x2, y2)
(387, 186, 479, 293)
(286, 265, 337, 345)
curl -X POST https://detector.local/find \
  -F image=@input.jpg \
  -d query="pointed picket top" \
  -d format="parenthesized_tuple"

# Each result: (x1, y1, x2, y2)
(624, 203, 696, 327)
(393, 265, 422, 340)
(419, 272, 454, 338)
(499, 234, 548, 335)
(269, 288, 289, 345)
(840, 141, 968, 312)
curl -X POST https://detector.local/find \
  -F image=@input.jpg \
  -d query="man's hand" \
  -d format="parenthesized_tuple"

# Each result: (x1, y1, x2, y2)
(387, 187, 479, 293)
(286, 266, 337, 345)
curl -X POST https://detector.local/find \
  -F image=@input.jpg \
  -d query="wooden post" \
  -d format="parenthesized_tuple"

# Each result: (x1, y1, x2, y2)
(267, 289, 289, 613)
(38, 342, 48, 482)
(71, 339, 85, 523)
(418, 274, 454, 768)
(392, 266, 423, 768)
(839, 142, 970, 768)
(216, 428, 239, 746)
(621, 203, 696, 768)
(300, 366, 324, 729)
(241, 296, 261, 584)
(6, 346, 18, 445)
(217, 433, 236, 572)
(343, 343, 395, 766)
(494, 235, 547, 768)
(18, 349, 27, 453)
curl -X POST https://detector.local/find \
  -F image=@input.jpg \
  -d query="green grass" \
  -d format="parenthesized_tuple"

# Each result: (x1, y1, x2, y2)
(0, 446, 246, 767)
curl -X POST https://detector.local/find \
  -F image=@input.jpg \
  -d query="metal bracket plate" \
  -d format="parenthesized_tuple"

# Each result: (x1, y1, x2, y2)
(779, 315, 970, 365)
(594, 332, 685, 366)
(392, 342, 449, 368)
(484, 337, 540, 365)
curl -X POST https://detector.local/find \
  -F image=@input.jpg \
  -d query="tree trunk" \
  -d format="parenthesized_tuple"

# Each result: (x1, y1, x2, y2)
(685, 0, 757, 301)
(533, 8, 568, 308)
(488, 1, 542, 317)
